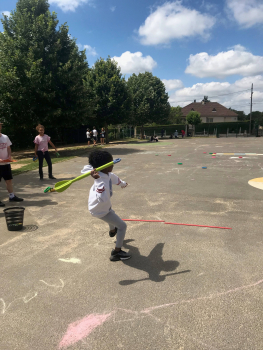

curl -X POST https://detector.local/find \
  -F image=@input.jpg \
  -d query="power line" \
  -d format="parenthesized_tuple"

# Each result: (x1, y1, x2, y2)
(174, 88, 251, 103)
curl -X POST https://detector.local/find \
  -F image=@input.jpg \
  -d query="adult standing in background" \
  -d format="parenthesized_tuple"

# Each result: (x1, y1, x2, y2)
(92, 126, 98, 147)
(181, 129, 185, 138)
(100, 128, 105, 145)
(86, 128, 91, 146)
(0, 122, 23, 207)
(161, 128, 165, 138)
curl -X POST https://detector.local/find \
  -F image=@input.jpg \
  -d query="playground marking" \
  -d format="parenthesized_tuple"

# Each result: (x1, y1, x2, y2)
(248, 177, 263, 191)
(215, 153, 263, 156)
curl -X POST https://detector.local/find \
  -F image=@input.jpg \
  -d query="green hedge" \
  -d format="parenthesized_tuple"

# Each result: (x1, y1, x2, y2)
(142, 125, 185, 136)
(195, 121, 250, 134)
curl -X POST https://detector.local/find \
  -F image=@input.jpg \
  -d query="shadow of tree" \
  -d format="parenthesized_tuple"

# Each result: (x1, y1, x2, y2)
(119, 239, 191, 285)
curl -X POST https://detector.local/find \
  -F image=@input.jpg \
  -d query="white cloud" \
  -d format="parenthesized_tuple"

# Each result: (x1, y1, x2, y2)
(1, 11, 10, 17)
(162, 79, 184, 91)
(110, 6, 116, 12)
(226, 0, 263, 28)
(137, 1, 216, 45)
(78, 44, 97, 56)
(168, 75, 263, 114)
(83, 45, 97, 56)
(185, 46, 263, 79)
(112, 51, 157, 74)
(49, 0, 90, 12)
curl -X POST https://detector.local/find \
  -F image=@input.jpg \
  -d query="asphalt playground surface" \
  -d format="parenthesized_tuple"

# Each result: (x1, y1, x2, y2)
(0, 137, 263, 350)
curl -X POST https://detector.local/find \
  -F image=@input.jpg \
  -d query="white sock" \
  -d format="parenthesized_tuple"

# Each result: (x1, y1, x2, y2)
(9, 193, 15, 199)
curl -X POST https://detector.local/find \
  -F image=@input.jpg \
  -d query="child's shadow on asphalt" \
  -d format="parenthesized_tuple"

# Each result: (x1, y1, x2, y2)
(119, 239, 191, 286)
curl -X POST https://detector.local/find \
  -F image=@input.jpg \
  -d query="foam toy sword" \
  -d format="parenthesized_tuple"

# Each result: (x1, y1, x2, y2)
(44, 158, 121, 193)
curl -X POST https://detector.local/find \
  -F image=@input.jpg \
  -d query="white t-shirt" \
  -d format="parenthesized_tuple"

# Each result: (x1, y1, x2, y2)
(0, 134, 12, 165)
(81, 165, 127, 218)
(93, 129, 98, 137)
(86, 131, 90, 138)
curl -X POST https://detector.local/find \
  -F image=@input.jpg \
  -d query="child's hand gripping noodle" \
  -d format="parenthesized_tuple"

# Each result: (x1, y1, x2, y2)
(44, 158, 122, 193)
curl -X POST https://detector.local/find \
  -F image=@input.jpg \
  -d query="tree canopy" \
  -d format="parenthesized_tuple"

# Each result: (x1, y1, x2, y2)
(186, 111, 202, 126)
(127, 72, 170, 137)
(0, 0, 91, 145)
(87, 57, 131, 142)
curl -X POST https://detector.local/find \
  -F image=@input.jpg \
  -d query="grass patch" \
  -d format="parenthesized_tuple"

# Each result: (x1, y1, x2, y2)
(12, 156, 75, 176)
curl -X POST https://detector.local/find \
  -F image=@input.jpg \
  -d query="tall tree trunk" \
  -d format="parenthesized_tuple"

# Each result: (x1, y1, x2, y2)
(105, 122, 109, 144)
(140, 125, 144, 140)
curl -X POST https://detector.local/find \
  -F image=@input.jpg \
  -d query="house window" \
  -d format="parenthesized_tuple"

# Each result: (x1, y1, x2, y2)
(191, 108, 194, 111)
(206, 118, 213, 123)
(212, 108, 216, 112)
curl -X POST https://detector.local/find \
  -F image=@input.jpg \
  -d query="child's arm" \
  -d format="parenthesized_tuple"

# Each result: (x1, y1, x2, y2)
(110, 173, 128, 188)
(34, 143, 38, 157)
(48, 140, 58, 152)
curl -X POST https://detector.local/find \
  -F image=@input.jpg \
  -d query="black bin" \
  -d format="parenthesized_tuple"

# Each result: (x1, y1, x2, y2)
(3, 207, 25, 231)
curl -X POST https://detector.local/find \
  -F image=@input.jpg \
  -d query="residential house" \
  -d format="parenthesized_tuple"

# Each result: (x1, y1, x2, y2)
(181, 100, 238, 123)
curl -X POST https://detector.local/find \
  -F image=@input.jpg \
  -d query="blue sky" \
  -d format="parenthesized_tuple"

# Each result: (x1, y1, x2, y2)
(1, 0, 263, 113)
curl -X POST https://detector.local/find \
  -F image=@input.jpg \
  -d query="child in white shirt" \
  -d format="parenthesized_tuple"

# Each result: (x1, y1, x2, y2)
(81, 149, 131, 261)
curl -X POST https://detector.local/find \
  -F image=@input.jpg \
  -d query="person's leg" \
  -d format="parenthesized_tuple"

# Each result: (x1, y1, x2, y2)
(5, 179, 13, 194)
(44, 151, 53, 178)
(100, 210, 131, 262)
(37, 151, 44, 179)
(4, 165, 23, 201)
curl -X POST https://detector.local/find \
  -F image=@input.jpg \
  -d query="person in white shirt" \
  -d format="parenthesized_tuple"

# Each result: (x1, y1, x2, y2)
(81, 149, 131, 261)
(0, 122, 23, 207)
(92, 127, 98, 146)
(86, 128, 91, 146)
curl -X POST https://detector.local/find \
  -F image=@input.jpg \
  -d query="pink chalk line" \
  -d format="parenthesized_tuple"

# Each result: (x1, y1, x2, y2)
(58, 278, 263, 349)
(59, 313, 112, 349)
(142, 278, 263, 314)
(165, 222, 232, 230)
(122, 219, 165, 222)
(122, 219, 232, 230)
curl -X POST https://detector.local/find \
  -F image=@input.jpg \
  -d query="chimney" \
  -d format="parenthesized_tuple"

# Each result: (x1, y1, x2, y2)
(194, 99, 196, 103)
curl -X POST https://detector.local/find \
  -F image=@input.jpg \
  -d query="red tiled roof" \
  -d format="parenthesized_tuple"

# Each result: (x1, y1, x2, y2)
(181, 102, 238, 117)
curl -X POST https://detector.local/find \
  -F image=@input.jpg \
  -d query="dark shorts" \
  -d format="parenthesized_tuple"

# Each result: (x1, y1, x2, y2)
(0, 164, 13, 181)
(87, 138, 91, 141)
(93, 136, 97, 141)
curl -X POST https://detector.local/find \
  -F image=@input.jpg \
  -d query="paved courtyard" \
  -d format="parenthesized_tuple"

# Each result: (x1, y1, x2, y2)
(0, 137, 263, 350)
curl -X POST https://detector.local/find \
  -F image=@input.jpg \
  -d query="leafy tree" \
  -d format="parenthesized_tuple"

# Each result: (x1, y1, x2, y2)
(186, 111, 202, 135)
(169, 106, 183, 124)
(251, 111, 263, 124)
(87, 57, 131, 143)
(127, 72, 170, 138)
(229, 108, 247, 121)
(0, 0, 92, 146)
(202, 96, 210, 103)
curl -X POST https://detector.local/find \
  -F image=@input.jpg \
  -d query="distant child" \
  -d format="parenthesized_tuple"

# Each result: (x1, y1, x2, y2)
(34, 124, 58, 180)
(174, 130, 178, 138)
(92, 126, 98, 146)
(81, 149, 131, 261)
(86, 128, 91, 146)
(181, 129, 185, 138)
(100, 128, 105, 145)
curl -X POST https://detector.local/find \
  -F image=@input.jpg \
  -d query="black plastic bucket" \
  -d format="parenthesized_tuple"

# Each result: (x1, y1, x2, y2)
(3, 207, 25, 231)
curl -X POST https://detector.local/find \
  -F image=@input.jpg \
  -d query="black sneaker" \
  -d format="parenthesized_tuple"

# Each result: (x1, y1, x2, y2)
(49, 175, 56, 179)
(110, 249, 131, 261)
(109, 227, 117, 237)
(0, 201, 5, 207)
(9, 195, 24, 202)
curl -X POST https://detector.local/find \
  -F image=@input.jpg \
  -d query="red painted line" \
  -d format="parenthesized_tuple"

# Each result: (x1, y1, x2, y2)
(165, 222, 232, 230)
(122, 219, 165, 222)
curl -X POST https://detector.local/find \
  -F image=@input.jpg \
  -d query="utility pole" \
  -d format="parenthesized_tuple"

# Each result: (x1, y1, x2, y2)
(249, 83, 253, 135)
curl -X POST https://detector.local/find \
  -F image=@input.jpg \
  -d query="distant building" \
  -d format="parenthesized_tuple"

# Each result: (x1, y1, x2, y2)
(182, 99, 238, 123)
